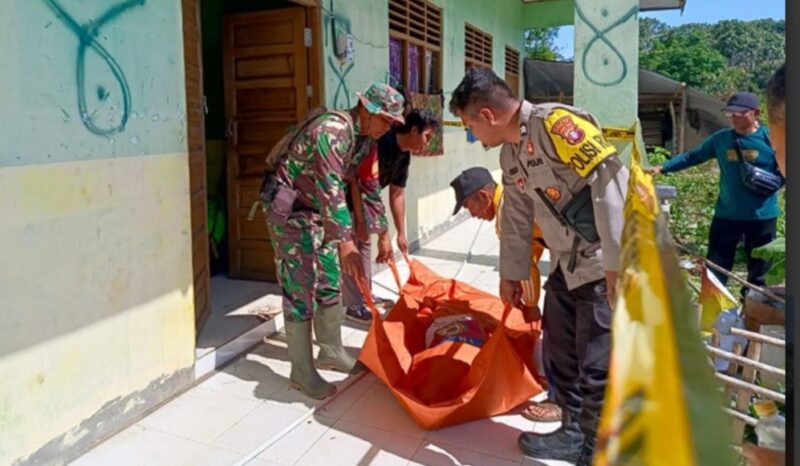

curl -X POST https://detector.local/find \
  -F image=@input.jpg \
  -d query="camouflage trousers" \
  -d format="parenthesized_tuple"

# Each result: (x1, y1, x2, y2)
(266, 210, 341, 322)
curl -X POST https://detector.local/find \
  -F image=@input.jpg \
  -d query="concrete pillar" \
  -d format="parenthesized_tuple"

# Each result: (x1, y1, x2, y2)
(573, 0, 639, 163)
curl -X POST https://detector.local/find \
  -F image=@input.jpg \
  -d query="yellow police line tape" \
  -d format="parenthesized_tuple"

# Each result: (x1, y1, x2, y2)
(442, 120, 464, 127)
(443, 120, 639, 137)
(593, 121, 735, 466)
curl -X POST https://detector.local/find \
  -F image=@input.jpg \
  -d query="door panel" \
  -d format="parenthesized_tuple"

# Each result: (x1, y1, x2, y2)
(223, 8, 309, 281)
(182, 0, 211, 333)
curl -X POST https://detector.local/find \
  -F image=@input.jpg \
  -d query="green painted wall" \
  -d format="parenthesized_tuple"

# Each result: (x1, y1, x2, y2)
(521, 0, 576, 28)
(573, 0, 639, 162)
(573, 0, 639, 125)
(316, 0, 561, 246)
(0, 1, 196, 464)
(0, 0, 188, 167)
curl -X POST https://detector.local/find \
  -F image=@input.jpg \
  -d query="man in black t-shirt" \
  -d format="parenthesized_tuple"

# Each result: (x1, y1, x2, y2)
(342, 109, 440, 323)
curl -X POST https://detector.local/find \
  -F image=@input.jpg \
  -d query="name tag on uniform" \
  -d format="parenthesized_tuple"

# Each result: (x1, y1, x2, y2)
(544, 108, 616, 178)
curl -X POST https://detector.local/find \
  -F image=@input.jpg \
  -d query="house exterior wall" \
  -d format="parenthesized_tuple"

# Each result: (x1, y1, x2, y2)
(573, 0, 640, 163)
(319, 0, 558, 249)
(0, 1, 195, 464)
(0, 0, 644, 463)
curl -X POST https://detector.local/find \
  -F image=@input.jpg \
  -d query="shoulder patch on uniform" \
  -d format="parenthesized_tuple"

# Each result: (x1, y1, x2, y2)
(543, 108, 616, 178)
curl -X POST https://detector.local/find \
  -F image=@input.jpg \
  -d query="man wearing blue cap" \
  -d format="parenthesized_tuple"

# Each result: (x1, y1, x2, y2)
(648, 92, 783, 296)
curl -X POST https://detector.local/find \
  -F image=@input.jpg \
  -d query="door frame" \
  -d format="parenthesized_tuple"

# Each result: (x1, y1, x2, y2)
(182, 1, 325, 334)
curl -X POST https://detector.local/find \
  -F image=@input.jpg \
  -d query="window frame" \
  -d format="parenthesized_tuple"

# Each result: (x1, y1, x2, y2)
(504, 45, 521, 97)
(465, 23, 493, 71)
(388, 0, 443, 95)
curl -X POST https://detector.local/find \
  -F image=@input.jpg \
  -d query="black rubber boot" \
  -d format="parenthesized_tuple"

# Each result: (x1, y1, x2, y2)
(575, 438, 596, 466)
(517, 423, 584, 462)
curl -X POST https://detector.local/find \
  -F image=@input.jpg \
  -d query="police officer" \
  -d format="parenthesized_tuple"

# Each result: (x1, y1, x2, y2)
(263, 83, 405, 400)
(449, 68, 628, 465)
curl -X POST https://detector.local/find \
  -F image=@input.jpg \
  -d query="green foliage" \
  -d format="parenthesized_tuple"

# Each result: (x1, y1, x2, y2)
(524, 27, 563, 61)
(648, 147, 717, 257)
(752, 237, 786, 285)
(639, 18, 785, 99)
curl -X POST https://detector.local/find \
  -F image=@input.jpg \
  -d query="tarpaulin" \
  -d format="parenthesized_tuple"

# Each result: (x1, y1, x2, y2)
(357, 257, 544, 430)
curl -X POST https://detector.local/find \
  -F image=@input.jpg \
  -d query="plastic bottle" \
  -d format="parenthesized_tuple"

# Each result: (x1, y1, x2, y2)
(754, 399, 785, 451)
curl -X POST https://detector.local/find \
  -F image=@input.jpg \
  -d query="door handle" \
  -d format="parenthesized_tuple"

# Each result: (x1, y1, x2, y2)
(226, 119, 236, 145)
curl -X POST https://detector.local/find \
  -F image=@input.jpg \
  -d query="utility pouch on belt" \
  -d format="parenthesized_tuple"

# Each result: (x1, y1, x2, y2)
(266, 185, 298, 228)
(535, 184, 599, 273)
(559, 185, 600, 243)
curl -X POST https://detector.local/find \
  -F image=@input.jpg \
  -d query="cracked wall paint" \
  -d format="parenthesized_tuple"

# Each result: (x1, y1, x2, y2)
(0, 153, 196, 466)
(0, 1, 196, 464)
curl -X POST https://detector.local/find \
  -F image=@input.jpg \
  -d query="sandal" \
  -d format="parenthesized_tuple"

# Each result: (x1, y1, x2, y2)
(521, 401, 562, 422)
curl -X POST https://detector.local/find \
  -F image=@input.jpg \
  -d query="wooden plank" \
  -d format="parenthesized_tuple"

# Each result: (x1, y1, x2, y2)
(182, 0, 210, 333)
(724, 408, 758, 427)
(715, 373, 785, 403)
(731, 328, 786, 348)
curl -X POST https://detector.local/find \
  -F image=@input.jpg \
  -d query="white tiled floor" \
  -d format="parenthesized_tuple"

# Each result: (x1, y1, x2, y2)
(71, 218, 569, 466)
(196, 277, 284, 358)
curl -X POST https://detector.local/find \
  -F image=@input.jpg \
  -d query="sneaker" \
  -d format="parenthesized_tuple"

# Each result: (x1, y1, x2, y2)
(518, 425, 584, 462)
(371, 294, 395, 308)
(345, 304, 373, 324)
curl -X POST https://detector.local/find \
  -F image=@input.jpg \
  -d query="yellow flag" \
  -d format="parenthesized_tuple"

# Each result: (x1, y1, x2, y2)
(594, 122, 735, 466)
(698, 266, 738, 332)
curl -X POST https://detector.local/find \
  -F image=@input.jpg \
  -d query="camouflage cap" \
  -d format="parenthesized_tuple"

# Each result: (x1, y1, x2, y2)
(356, 83, 405, 124)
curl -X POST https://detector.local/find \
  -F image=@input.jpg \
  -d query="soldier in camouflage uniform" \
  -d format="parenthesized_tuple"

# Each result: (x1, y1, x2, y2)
(263, 83, 405, 399)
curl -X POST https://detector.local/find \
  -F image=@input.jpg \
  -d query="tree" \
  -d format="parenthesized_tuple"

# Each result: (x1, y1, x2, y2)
(639, 17, 669, 53)
(639, 19, 785, 98)
(640, 27, 730, 93)
(524, 27, 563, 61)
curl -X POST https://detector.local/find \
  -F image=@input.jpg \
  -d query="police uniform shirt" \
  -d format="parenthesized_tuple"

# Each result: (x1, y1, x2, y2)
(498, 100, 630, 291)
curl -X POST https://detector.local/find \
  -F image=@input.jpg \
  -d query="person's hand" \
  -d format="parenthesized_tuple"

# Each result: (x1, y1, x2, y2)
(645, 165, 663, 175)
(500, 279, 523, 308)
(605, 271, 618, 308)
(742, 442, 785, 466)
(338, 240, 364, 280)
(376, 232, 393, 263)
(396, 233, 409, 254)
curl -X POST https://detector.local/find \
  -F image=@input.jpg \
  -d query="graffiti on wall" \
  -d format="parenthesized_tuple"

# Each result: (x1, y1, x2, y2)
(575, 3, 638, 88)
(42, 0, 146, 136)
(323, 0, 353, 109)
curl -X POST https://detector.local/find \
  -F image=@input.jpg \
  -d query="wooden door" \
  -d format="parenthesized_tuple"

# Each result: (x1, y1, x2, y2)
(182, 0, 211, 333)
(223, 8, 310, 281)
